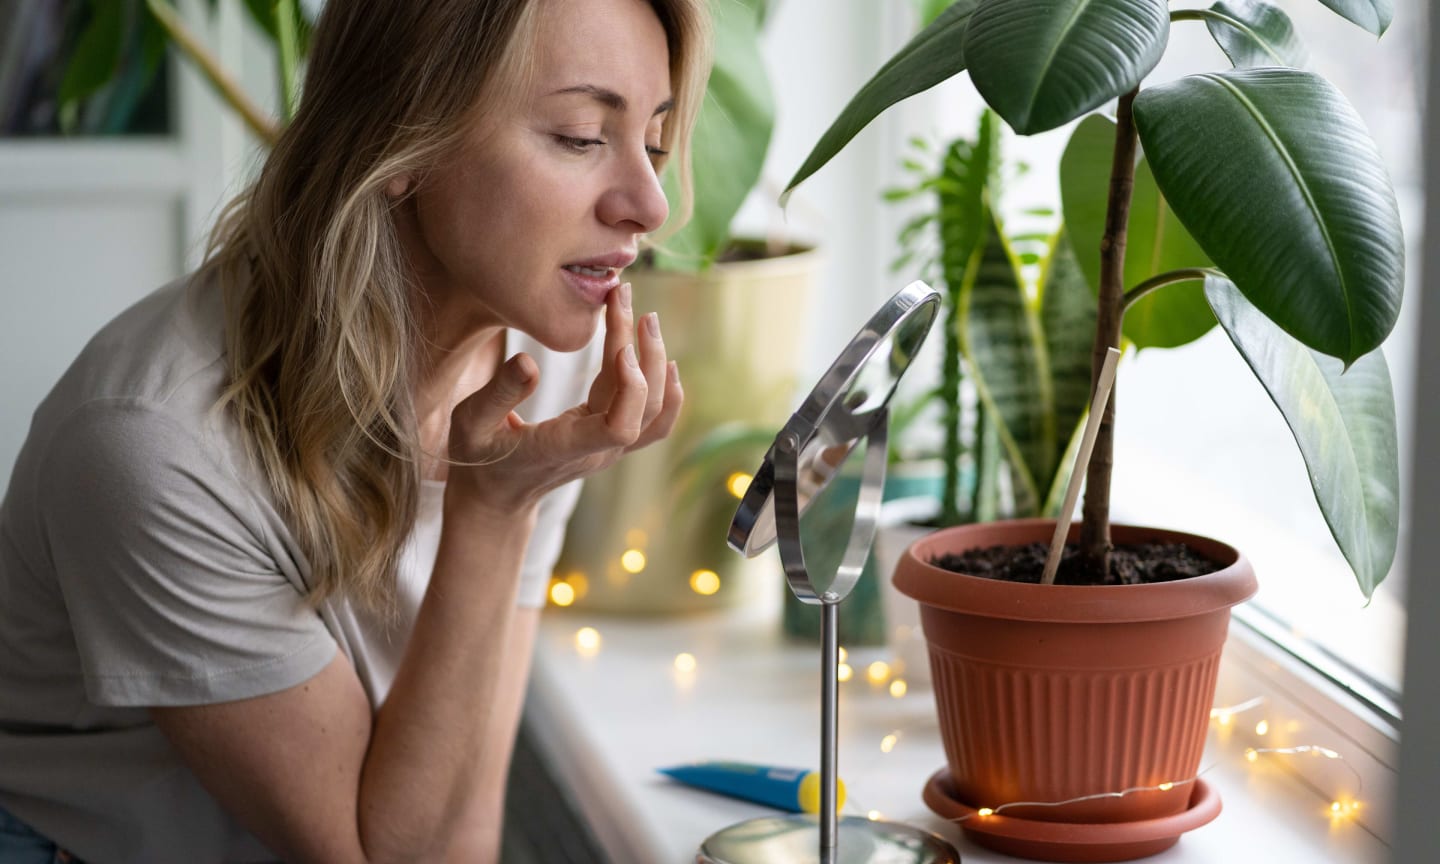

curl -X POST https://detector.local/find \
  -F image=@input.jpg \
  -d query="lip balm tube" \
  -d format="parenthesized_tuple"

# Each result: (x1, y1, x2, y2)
(657, 761, 846, 814)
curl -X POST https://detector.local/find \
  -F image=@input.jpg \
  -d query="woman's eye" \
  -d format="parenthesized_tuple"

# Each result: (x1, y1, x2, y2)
(555, 135, 605, 152)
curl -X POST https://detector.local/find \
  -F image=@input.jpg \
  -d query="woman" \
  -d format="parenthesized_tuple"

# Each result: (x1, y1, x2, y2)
(0, 0, 709, 860)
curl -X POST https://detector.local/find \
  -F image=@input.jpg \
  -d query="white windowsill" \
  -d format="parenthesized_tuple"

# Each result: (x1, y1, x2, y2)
(525, 596, 1390, 863)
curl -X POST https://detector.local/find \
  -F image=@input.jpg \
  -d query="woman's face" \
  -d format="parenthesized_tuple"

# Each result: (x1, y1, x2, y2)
(404, 0, 674, 352)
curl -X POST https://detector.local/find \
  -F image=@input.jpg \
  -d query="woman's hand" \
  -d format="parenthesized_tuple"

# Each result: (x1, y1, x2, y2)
(445, 282, 682, 514)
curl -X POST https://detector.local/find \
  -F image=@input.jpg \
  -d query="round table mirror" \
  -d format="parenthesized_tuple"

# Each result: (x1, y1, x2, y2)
(704, 281, 958, 864)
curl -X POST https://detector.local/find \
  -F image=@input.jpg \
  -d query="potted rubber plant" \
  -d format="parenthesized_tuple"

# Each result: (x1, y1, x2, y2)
(553, 0, 822, 614)
(786, 0, 1404, 859)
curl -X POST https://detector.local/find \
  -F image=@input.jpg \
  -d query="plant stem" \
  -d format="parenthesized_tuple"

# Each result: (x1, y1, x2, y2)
(940, 279, 963, 526)
(1079, 89, 1141, 580)
(1121, 267, 1223, 312)
(144, 0, 279, 145)
(275, 0, 300, 121)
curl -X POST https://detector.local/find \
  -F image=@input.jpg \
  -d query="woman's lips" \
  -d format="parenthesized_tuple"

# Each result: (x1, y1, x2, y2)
(561, 264, 620, 305)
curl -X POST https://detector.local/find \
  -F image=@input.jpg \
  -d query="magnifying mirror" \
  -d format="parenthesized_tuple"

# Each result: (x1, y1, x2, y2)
(700, 281, 958, 864)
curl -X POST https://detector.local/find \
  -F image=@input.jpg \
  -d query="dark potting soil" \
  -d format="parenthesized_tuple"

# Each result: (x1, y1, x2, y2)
(931, 542, 1221, 586)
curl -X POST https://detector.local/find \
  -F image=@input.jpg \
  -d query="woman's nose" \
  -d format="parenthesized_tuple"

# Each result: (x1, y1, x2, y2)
(597, 148, 670, 234)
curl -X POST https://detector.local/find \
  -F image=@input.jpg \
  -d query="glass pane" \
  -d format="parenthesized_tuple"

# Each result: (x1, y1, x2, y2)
(2, 0, 172, 138)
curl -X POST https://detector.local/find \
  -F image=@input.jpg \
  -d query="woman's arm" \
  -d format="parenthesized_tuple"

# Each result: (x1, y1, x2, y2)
(151, 504, 536, 864)
(444, 607, 541, 863)
(152, 288, 678, 863)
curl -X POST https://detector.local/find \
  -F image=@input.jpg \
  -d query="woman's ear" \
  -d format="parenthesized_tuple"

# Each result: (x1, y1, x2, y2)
(385, 175, 413, 198)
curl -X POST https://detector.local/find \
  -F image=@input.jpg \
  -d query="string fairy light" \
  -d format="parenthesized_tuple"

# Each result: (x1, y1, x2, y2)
(574, 626, 601, 656)
(1210, 696, 1265, 726)
(855, 694, 1365, 828)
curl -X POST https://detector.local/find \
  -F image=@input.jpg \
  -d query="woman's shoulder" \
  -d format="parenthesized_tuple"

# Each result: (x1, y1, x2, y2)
(17, 270, 259, 506)
(36, 271, 229, 434)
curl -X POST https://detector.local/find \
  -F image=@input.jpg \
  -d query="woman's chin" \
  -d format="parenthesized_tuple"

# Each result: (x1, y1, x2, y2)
(524, 312, 603, 354)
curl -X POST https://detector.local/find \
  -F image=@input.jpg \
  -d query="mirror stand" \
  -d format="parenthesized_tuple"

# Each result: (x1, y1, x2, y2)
(698, 414, 956, 864)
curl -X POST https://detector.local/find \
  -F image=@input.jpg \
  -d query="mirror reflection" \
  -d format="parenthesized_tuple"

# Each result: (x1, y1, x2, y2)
(728, 282, 940, 574)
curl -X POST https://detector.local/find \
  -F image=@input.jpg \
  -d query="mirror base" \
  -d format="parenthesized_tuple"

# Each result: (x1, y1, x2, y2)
(696, 814, 959, 864)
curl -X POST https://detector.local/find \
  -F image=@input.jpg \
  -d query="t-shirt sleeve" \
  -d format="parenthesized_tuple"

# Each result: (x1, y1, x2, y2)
(39, 400, 335, 707)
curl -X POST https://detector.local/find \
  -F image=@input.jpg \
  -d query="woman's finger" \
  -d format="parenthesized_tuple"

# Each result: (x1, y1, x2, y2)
(628, 360, 683, 453)
(636, 311, 667, 426)
(603, 343, 648, 445)
(452, 354, 538, 449)
(586, 282, 634, 413)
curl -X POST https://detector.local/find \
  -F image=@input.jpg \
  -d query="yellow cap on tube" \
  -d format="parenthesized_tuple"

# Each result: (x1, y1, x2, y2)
(797, 770, 847, 814)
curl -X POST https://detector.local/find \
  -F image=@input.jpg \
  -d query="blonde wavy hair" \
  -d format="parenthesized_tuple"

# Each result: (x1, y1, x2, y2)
(202, 0, 710, 614)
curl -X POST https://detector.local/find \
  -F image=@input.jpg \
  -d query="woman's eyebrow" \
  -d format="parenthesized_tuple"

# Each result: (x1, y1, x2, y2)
(548, 84, 674, 116)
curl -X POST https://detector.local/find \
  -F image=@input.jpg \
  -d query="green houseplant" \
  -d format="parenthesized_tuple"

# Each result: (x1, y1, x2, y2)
(553, 0, 822, 614)
(787, 0, 1404, 857)
(60, 0, 307, 144)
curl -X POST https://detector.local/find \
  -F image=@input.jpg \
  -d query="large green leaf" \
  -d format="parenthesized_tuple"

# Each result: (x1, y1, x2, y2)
(1205, 276, 1398, 598)
(656, 0, 774, 269)
(964, 0, 1169, 135)
(1200, 0, 1309, 69)
(782, 0, 979, 201)
(959, 210, 1051, 514)
(1060, 114, 1216, 349)
(1038, 228, 1098, 479)
(1314, 0, 1393, 36)
(1133, 69, 1404, 365)
(60, 1, 128, 118)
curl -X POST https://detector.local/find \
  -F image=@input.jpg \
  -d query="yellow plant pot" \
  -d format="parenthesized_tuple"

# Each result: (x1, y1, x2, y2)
(553, 244, 819, 614)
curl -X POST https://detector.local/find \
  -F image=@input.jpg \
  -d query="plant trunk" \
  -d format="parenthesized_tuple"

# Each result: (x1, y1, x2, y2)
(940, 289, 964, 526)
(1079, 89, 1140, 580)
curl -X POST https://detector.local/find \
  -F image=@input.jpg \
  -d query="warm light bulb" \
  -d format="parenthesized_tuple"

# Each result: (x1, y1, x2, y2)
(726, 472, 752, 498)
(866, 661, 891, 685)
(1255, 719, 1270, 736)
(575, 627, 601, 656)
(867, 810, 882, 821)
(889, 679, 908, 698)
(568, 572, 590, 598)
(880, 734, 898, 753)
(549, 581, 576, 607)
(620, 549, 647, 573)
(837, 663, 853, 683)
(838, 646, 848, 663)
(1331, 801, 1343, 814)
(689, 569, 721, 596)
(1245, 748, 1259, 763)
(674, 652, 697, 673)
(977, 808, 994, 817)
(1158, 782, 1175, 792)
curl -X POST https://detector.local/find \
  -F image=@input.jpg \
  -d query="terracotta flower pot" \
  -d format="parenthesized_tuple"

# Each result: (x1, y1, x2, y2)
(893, 519, 1257, 861)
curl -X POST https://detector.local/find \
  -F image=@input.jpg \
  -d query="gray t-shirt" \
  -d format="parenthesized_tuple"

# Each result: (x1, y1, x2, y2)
(0, 274, 595, 862)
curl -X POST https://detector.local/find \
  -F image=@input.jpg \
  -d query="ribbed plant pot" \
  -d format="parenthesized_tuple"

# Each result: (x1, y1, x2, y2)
(893, 519, 1257, 862)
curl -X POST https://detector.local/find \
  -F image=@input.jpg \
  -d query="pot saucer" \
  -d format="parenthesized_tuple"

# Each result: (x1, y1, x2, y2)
(921, 769, 1221, 863)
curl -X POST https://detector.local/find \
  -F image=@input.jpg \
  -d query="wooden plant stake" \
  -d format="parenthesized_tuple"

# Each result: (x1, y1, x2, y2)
(1042, 347, 1122, 585)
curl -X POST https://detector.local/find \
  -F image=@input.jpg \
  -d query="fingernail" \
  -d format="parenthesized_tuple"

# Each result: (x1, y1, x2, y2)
(621, 282, 633, 312)
(645, 312, 661, 340)
(622, 344, 638, 368)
